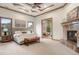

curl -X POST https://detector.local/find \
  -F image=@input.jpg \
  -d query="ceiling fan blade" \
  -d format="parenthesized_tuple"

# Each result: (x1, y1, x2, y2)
(37, 5, 41, 8)
(33, 3, 41, 8)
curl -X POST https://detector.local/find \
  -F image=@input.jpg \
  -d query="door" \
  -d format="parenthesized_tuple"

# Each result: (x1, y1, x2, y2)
(41, 18, 53, 39)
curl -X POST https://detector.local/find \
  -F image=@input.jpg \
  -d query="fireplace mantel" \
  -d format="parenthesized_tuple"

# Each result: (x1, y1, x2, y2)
(62, 19, 79, 26)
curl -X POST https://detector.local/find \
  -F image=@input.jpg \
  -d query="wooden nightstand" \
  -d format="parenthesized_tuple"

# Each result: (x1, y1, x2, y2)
(1, 35, 12, 43)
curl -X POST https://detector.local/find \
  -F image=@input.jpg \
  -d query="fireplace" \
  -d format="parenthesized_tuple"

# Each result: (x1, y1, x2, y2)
(67, 30, 77, 42)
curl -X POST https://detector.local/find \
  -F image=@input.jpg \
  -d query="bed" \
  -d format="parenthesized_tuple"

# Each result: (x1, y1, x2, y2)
(13, 31, 40, 45)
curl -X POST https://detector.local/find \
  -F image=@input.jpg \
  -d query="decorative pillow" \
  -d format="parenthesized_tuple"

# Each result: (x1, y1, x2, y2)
(15, 31, 22, 34)
(13, 33, 21, 38)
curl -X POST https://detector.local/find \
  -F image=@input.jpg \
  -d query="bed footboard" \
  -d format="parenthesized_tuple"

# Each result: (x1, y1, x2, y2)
(24, 36, 40, 46)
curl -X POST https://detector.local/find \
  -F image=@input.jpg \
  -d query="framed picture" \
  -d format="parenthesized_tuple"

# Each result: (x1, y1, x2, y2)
(67, 7, 78, 21)
(15, 20, 26, 28)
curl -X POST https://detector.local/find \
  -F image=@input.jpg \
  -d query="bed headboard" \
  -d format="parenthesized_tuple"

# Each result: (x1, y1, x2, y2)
(12, 28, 27, 34)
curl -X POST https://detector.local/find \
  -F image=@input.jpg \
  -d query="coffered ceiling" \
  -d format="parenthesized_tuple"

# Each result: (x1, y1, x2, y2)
(0, 3, 66, 17)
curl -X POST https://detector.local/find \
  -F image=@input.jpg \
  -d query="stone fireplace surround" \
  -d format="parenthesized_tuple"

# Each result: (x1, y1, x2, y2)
(62, 20, 79, 47)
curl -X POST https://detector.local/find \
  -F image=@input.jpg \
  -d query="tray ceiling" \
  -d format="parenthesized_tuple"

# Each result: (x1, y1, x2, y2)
(0, 3, 66, 17)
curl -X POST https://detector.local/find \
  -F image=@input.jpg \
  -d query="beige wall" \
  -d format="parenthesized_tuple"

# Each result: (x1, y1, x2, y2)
(35, 7, 65, 40)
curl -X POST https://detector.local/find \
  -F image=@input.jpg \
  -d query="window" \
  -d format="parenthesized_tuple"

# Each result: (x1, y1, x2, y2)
(27, 21, 34, 34)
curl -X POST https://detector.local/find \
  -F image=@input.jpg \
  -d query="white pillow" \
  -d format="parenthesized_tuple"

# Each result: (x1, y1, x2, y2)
(13, 33, 21, 38)
(15, 31, 22, 34)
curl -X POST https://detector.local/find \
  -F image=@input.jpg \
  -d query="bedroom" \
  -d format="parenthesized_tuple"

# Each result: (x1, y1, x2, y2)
(0, 3, 79, 55)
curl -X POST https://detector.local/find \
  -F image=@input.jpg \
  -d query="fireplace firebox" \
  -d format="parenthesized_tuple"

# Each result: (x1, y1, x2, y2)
(67, 30, 77, 42)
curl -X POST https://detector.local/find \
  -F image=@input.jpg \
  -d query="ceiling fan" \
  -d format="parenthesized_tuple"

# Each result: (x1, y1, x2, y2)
(26, 3, 42, 12)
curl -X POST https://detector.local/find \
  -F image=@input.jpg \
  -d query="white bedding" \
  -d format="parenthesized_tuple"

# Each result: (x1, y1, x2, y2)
(13, 31, 36, 44)
(13, 34, 24, 44)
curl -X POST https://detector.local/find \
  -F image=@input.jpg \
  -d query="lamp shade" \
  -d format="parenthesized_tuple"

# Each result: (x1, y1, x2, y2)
(3, 28, 8, 32)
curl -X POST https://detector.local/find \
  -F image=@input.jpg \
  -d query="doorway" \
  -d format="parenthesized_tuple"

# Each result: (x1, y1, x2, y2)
(41, 18, 53, 39)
